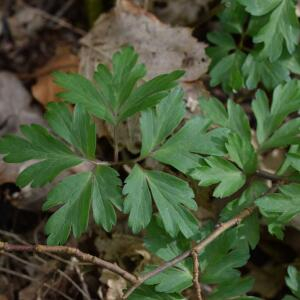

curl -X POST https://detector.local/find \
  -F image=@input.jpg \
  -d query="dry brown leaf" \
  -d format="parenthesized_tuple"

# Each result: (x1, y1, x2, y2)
(80, 0, 209, 81)
(99, 270, 127, 300)
(31, 45, 79, 106)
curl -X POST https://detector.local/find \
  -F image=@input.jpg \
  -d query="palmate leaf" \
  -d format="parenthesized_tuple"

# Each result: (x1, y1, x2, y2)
(256, 184, 300, 239)
(152, 117, 228, 173)
(140, 87, 185, 157)
(190, 156, 246, 198)
(252, 0, 299, 61)
(219, 0, 247, 34)
(206, 31, 246, 92)
(43, 166, 122, 245)
(0, 103, 96, 188)
(0, 124, 82, 187)
(252, 81, 300, 148)
(200, 228, 250, 284)
(140, 91, 228, 174)
(242, 53, 290, 90)
(123, 165, 198, 238)
(200, 98, 252, 140)
(210, 50, 246, 92)
(46, 103, 96, 158)
(199, 97, 256, 173)
(54, 46, 184, 125)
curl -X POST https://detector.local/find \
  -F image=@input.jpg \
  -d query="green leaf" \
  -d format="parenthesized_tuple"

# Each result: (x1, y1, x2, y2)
(287, 152, 300, 173)
(123, 165, 153, 233)
(145, 264, 193, 294)
(206, 32, 236, 68)
(252, 80, 300, 146)
(219, 0, 247, 33)
(91, 166, 123, 232)
(144, 217, 193, 293)
(256, 184, 300, 239)
(54, 47, 184, 124)
(227, 99, 251, 141)
(46, 103, 96, 158)
(152, 117, 212, 173)
(128, 286, 184, 300)
(45, 102, 73, 143)
(221, 180, 268, 220)
(200, 98, 251, 141)
(285, 266, 300, 298)
(226, 132, 257, 174)
(199, 97, 228, 127)
(54, 72, 114, 124)
(118, 70, 184, 121)
(190, 156, 246, 198)
(200, 228, 250, 284)
(238, 0, 281, 16)
(281, 46, 300, 75)
(260, 119, 300, 151)
(208, 277, 254, 300)
(282, 296, 299, 300)
(253, 0, 300, 61)
(144, 216, 190, 261)
(123, 165, 198, 237)
(221, 181, 268, 249)
(140, 87, 185, 157)
(43, 172, 92, 245)
(242, 53, 290, 90)
(43, 166, 122, 245)
(0, 124, 82, 187)
(252, 90, 270, 145)
(210, 50, 246, 92)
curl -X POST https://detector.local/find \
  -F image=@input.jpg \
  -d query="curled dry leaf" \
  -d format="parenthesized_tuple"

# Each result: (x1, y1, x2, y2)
(99, 270, 127, 300)
(79, 0, 209, 153)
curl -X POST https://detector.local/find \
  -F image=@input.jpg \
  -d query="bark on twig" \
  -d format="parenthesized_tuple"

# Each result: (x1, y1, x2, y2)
(192, 250, 203, 300)
(0, 242, 138, 284)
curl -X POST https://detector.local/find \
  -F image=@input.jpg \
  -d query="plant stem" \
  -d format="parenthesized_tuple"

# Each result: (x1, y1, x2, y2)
(0, 242, 139, 284)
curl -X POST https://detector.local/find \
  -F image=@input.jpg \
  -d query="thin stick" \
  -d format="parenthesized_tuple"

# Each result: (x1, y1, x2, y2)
(123, 207, 255, 298)
(192, 250, 203, 300)
(0, 242, 138, 284)
(73, 260, 92, 300)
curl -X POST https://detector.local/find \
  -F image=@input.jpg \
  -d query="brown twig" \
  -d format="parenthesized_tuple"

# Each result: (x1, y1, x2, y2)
(0, 242, 138, 284)
(192, 250, 203, 300)
(122, 207, 255, 298)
